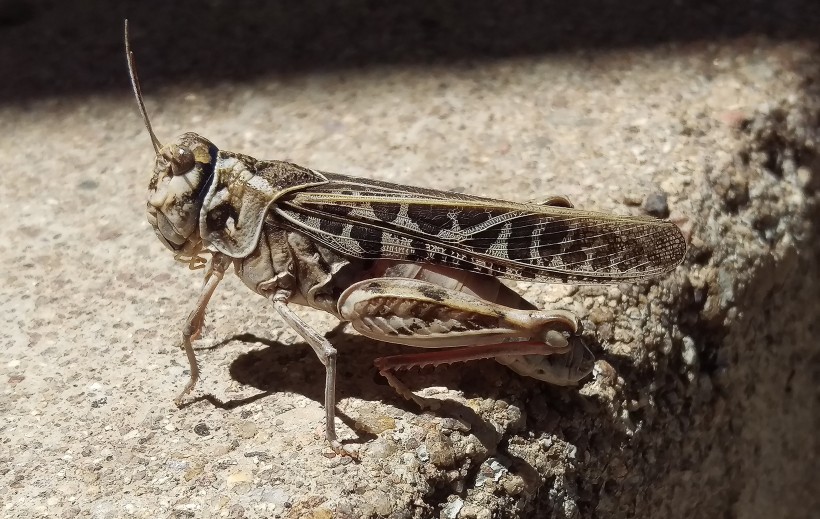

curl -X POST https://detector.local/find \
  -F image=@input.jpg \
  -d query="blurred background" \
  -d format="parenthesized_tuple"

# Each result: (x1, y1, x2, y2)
(1, 0, 818, 103)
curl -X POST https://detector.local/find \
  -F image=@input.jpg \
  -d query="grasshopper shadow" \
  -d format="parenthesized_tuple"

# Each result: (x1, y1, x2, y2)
(210, 329, 609, 464)
(219, 330, 503, 449)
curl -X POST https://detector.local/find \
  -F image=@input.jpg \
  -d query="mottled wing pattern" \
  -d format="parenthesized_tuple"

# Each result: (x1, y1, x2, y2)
(274, 173, 686, 283)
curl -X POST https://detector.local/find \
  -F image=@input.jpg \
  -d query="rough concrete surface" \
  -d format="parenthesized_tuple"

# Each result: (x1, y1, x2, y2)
(1, 2, 818, 518)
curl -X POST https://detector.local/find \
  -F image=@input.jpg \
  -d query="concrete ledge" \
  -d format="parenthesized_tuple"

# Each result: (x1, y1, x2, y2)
(1, 15, 817, 519)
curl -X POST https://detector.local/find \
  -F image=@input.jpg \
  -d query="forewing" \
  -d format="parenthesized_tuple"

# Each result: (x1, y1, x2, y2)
(274, 173, 686, 283)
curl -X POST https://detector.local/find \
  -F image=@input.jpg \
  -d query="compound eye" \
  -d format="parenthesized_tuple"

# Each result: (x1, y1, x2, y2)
(167, 145, 195, 176)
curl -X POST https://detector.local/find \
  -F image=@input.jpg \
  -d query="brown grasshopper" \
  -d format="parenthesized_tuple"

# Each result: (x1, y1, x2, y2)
(125, 22, 686, 455)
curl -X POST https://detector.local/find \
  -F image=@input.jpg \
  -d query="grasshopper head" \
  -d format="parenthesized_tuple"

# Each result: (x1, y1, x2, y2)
(146, 133, 218, 265)
(125, 21, 218, 268)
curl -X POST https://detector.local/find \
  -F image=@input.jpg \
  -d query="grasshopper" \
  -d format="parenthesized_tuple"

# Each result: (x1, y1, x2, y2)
(125, 22, 686, 455)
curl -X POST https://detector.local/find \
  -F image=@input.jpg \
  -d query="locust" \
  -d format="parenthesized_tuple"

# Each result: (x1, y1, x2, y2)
(124, 22, 686, 455)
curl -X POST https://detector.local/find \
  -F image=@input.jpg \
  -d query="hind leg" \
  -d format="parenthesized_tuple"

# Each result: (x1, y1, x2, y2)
(337, 277, 590, 407)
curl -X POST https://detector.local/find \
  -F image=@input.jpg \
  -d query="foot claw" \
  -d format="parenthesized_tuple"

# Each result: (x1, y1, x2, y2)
(329, 441, 360, 459)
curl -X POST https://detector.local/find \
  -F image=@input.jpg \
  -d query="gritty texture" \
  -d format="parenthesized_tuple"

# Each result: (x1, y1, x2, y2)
(1, 2, 819, 519)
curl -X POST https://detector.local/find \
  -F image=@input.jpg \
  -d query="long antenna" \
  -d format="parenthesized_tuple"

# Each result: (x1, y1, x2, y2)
(124, 19, 162, 154)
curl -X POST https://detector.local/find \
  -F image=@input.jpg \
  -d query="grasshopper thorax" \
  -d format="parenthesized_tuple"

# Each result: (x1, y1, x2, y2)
(146, 133, 218, 266)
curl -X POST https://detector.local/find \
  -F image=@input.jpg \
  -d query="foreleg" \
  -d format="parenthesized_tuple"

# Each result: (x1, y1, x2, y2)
(174, 253, 231, 405)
